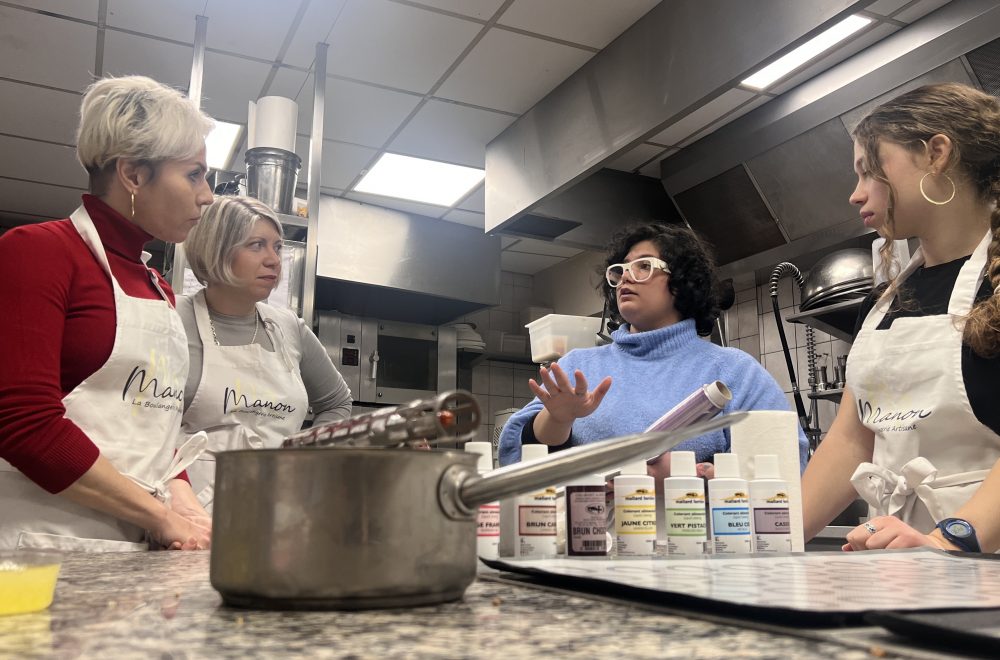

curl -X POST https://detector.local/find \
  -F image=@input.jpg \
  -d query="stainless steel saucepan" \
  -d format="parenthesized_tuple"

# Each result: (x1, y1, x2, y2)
(209, 411, 745, 610)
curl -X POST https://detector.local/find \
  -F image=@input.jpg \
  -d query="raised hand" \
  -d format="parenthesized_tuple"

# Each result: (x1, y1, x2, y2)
(529, 363, 612, 424)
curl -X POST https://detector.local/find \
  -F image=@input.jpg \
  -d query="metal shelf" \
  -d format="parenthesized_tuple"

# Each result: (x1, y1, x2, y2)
(807, 387, 843, 404)
(786, 296, 865, 344)
(459, 350, 535, 369)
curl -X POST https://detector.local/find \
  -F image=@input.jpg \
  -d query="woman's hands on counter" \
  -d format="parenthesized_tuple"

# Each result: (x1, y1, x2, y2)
(161, 479, 212, 549)
(841, 515, 952, 552)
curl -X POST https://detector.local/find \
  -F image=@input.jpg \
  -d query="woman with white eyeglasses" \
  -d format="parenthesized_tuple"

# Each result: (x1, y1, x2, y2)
(498, 223, 806, 479)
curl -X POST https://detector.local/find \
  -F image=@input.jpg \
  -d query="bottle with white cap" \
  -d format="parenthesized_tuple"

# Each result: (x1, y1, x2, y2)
(465, 441, 500, 560)
(512, 444, 558, 558)
(565, 474, 609, 556)
(663, 451, 708, 556)
(707, 453, 752, 554)
(749, 454, 791, 554)
(613, 460, 656, 557)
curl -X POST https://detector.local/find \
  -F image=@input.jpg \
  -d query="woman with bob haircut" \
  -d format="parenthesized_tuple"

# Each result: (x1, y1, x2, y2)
(803, 83, 1000, 554)
(498, 223, 806, 479)
(0, 75, 215, 551)
(177, 196, 351, 510)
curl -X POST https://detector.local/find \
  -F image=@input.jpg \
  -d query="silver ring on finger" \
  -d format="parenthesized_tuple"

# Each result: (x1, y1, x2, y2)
(863, 521, 877, 535)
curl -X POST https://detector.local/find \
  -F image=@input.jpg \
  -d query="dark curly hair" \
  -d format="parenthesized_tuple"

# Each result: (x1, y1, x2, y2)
(599, 223, 720, 336)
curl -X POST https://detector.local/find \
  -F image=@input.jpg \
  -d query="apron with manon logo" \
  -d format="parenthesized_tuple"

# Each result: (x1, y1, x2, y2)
(182, 289, 308, 510)
(846, 231, 1000, 533)
(0, 205, 203, 551)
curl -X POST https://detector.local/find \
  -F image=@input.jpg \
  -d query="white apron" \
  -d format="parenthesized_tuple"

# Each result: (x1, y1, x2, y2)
(847, 231, 1000, 533)
(182, 289, 308, 510)
(0, 205, 204, 551)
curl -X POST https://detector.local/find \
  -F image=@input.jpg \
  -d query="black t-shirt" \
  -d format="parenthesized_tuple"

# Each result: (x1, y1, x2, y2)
(853, 255, 999, 434)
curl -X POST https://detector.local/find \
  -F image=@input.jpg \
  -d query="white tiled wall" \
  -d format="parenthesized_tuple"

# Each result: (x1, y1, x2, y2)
(722, 270, 853, 436)
(457, 270, 541, 447)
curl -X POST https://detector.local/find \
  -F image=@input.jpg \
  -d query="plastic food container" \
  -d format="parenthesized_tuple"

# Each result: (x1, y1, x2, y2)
(525, 314, 602, 363)
(0, 551, 62, 615)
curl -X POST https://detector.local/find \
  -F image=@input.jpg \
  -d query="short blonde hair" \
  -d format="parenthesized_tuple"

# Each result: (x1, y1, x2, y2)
(185, 196, 284, 287)
(76, 75, 214, 176)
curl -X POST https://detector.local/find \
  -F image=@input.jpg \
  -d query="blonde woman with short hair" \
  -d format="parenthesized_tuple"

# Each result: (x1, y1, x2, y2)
(0, 75, 215, 551)
(177, 196, 352, 510)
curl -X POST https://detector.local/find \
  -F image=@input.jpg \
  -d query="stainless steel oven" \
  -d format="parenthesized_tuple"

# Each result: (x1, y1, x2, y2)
(317, 311, 456, 405)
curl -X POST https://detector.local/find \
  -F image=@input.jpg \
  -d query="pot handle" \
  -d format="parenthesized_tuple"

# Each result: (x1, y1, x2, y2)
(448, 411, 747, 513)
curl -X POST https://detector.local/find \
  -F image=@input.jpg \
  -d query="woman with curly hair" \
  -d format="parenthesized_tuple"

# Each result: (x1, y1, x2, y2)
(497, 223, 805, 479)
(804, 82, 1000, 554)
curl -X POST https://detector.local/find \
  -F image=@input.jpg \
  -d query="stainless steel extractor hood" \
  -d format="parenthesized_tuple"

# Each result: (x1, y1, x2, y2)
(314, 195, 500, 325)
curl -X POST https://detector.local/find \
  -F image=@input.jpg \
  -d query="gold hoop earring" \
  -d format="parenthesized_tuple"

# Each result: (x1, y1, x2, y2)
(919, 171, 956, 205)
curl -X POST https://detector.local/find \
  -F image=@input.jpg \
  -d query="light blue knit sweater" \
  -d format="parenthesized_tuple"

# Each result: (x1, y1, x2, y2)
(498, 319, 808, 470)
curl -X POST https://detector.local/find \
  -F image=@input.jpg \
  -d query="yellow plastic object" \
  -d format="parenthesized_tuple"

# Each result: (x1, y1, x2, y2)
(0, 552, 61, 615)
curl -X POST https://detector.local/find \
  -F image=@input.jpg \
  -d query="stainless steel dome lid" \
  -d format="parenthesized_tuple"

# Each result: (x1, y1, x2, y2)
(800, 249, 874, 310)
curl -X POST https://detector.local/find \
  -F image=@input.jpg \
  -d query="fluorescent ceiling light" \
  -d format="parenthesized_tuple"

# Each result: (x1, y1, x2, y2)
(205, 121, 242, 170)
(353, 153, 485, 207)
(741, 15, 872, 91)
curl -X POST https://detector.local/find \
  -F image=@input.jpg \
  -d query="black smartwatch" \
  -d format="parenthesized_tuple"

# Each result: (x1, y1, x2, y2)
(935, 518, 981, 552)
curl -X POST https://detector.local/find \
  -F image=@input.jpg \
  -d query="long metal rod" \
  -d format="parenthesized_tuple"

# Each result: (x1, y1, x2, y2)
(302, 42, 328, 329)
(170, 14, 209, 292)
(459, 413, 747, 509)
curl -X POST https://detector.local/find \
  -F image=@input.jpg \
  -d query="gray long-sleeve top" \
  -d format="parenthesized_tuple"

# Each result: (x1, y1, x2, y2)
(175, 296, 352, 427)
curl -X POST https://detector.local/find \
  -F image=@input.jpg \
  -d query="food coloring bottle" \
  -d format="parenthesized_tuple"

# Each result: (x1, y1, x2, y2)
(708, 453, 752, 554)
(465, 441, 500, 560)
(565, 474, 608, 557)
(749, 454, 791, 553)
(663, 451, 707, 556)
(613, 461, 656, 557)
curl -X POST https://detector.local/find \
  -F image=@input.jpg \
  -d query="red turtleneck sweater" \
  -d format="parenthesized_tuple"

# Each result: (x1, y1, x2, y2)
(0, 195, 186, 493)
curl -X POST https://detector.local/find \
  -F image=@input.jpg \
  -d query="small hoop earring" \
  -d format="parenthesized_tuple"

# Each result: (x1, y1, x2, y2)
(130, 192, 135, 219)
(919, 171, 956, 205)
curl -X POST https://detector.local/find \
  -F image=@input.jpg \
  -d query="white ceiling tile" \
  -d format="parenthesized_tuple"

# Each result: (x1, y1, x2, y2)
(770, 23, 900, 95)
(344, 191, 448, 219)
(7, 0, 98, 21)
(389, 99, 514, 167)
(605, 143, 669, 173)
(202, 51, 273, 123)
(864, 0, 912, 16)
(649, 88, 756, 146)
(457, 184, 485, 212)
(499, 251, 564, 274)
(103, 30, 194, 92)
(281, 0, 349, 69)
(0, 135, 86, 188)
(268, 70, 423, 148)
(637, 148, 679, 178)
(202, 0, 295, 61)
(106, 0, 203, 43)
(677, 94, 771, 147)
(894, 0, 952, 23)
(323, 0, 481, 94)
(405, 0, 505, 20)
(0, 80, 80, 144)
(0, 178, 84, 220)
(436, 28, 594, 114)
(0, 7, 96, 91)
(321, 141, 379, 190)
(442, 209, 485, 227)
(498, 0, 660, 49)
(505, 237, 582, 258)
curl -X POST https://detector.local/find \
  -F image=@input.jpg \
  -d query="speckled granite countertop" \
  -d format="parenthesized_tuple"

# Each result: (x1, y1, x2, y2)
(0, 551, 926, 658)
